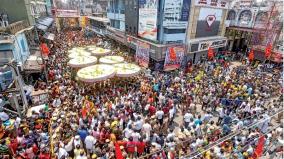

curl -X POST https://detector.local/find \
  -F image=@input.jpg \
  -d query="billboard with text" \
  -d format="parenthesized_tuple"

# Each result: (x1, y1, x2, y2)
(138, 0, 158, 41)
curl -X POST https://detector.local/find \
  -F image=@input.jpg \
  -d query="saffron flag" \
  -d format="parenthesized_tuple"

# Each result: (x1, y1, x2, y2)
(208, 47, 214, 60)
(164, 46, 185, 71)
(40, 43, 50, 56)
(253, 136, 265, 158)
(248, 49, 254, 61)
(169, 47, 177, 60)
(265, 44, 272, 58)
(115, 142, 124, 159)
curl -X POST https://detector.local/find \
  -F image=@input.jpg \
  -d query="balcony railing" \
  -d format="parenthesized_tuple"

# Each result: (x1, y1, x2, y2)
(0, 20, 30, 34)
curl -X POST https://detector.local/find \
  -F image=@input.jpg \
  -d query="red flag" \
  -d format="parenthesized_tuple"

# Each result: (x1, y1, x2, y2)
(265, 44, 272, 58)
(248, 49, 254, 61)
(169, 47, 177, 60)
(253, 136, 265, 158)
(115, 142, 124, 159)
(208, 47, 214, 60)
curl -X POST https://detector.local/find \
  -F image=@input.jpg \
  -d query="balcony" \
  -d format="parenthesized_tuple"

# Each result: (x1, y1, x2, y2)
(107, 9, 125, 21)
(0, 21, 30, 35)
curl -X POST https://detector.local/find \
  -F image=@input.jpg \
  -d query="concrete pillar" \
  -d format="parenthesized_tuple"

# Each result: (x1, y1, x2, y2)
(236, 39, 241, 49)
(229, 40, 234, 51)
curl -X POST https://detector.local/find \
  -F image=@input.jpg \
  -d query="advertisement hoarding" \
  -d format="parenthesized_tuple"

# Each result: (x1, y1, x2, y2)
(195, 8, 223, 38)
(163, 0, 191, 27)
(138, 0, 159, 41)
(164, 46, 185, 71)
(136, 41, 150, 68)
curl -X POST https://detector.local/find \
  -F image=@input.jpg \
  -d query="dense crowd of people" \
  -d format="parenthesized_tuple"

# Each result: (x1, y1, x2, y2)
(0, 28, 283, 159)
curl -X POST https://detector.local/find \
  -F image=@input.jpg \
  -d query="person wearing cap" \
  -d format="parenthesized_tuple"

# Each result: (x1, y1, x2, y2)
(73, 135, 83, 148)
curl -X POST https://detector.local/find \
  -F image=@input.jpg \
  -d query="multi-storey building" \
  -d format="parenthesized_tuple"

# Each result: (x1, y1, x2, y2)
(225, 0, 283, 62)
(105, 0, 230, 65)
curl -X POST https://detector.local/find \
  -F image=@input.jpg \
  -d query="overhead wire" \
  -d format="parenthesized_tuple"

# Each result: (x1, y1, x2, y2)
(137, 109, 283, 159)
(181, 110, 283, 159)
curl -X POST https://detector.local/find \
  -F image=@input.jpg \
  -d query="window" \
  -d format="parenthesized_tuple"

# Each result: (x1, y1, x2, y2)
(0, 50, 13, 64)
(164, 28, 186, 34)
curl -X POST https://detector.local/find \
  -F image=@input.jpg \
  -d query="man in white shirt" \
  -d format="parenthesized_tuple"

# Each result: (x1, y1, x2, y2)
(142, 122, 152, 139)
(123, 125, 134, 139)
(156, 108, 164, 127)
(184, 111, 193, 129)
(133, 116, 143, 132)
(57, 146, 68, 159)
(85, 133, 96, 157)
(169, 106, 175, 126)
(132, 131, 141, 142)
(52, 97, 61, 107)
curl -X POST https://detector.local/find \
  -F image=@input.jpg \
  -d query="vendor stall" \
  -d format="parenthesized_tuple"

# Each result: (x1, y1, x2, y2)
(114, 63, 141, 77)
(99, 56, 124, 64)
(68, 56, 97, 68)
(77, 64, 116, 82)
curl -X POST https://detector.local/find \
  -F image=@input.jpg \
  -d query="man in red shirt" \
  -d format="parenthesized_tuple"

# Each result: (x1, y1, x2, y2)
(149, 105, 156, 116)
(126, 137, 136, 158)
(136, 138, 146, 157)
(39, 148, 50, 159)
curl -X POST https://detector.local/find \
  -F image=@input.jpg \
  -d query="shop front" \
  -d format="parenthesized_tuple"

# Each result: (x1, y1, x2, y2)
(187, 36, 227, 63)
(55, 9, 80, 31)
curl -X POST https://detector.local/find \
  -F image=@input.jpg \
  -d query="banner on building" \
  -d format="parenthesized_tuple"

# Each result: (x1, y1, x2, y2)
(162, 0, 191, 43)
(194, 0, 229, 9)
(138, 0, 158, 41)
(136, 42, 150, 68)
(164, 46, 185, 71)
(56, 9, 79, 17)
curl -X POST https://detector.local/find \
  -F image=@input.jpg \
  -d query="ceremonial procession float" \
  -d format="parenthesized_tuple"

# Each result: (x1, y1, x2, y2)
(99, 56, 125, 64)
(67, 56, 97, 68)
(76, 64, 116, 83)
(114, 63, 141, 77)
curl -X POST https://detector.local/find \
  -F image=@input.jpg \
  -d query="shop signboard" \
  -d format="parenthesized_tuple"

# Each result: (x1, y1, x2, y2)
(56, 9, 79, 17)
(164, 45, 185, 71)
(138, 0, 159, 41)
(196, 7, 223, 38)
(194, 0, 229, 9)
(198, 39, 227, 51)
(136, 42, 150, 68)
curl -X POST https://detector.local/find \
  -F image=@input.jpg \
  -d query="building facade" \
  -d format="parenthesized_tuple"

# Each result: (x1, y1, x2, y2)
(225, 0, 283, 62)
(104, 0, 230, 65)
(186, 0, 229, 63)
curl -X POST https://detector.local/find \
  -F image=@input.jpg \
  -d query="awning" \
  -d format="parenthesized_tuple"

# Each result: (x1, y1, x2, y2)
(36, 23, 48, 31)
(43, 32, 55, 40)
(36, 17, 54, 31)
